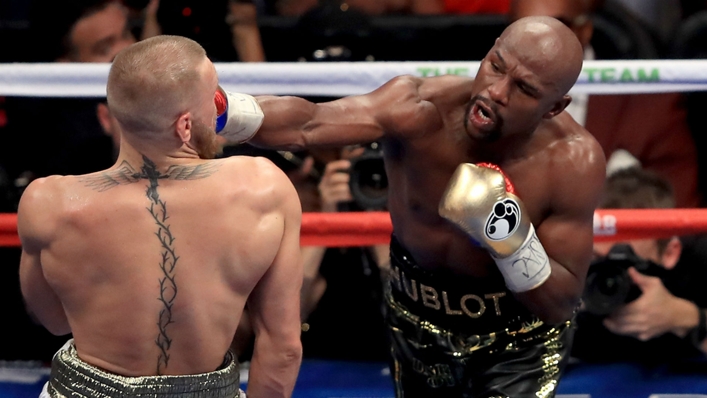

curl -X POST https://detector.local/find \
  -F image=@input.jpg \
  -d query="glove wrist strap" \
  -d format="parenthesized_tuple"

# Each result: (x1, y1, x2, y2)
(493, 224, 551, 292)
(216, 91, 264, 144)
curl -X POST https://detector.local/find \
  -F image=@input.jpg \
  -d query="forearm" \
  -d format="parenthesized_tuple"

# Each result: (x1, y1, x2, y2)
(515, 258, 583, 325)
(252, 96, 384, 150)
(248, 336, 302, 398)
(249, 96, 315, 151)
(300, 246, 327, 319)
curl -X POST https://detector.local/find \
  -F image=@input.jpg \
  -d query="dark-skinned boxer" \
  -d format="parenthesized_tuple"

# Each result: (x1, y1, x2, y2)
(216, 15, 606, 397)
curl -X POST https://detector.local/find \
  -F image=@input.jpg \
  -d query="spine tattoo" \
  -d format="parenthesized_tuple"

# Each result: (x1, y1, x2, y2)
(80, 156, 217, 374)
(142, 158, 179, 375)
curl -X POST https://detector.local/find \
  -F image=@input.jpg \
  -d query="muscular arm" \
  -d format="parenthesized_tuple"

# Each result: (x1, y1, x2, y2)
(250, 75, 439, 151)
(246, 174, 303, 398)
(518, 141, 606, 324)
(17, 178, 70, 336)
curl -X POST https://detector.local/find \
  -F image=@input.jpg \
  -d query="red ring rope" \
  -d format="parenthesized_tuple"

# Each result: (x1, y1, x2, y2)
(2, 209, 707, 248)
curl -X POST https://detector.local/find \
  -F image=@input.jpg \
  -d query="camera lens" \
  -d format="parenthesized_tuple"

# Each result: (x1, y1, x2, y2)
(349, 143, 388, 210)
(583, 263, 634, 316)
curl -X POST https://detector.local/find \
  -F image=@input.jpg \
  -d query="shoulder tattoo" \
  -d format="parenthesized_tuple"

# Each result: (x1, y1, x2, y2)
(78, 156, 219, 192)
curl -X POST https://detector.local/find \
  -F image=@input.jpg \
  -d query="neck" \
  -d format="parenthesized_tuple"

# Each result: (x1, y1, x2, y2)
(114, 132, 201, 171)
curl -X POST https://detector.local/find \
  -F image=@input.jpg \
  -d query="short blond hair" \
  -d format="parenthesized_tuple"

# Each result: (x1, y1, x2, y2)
(107, 35, 207, 136)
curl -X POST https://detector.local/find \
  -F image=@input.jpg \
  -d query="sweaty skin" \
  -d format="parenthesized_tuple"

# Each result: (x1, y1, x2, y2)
(18, 36, 303, 397)
(250, 16, 606, 324)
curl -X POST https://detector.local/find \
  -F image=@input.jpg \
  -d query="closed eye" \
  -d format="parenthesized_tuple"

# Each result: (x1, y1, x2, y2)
(517, 82, 537, 97)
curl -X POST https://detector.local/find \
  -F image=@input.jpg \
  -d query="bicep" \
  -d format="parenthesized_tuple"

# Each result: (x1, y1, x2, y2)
(536, 147, 606, 282)
(536, 209, 595, 283)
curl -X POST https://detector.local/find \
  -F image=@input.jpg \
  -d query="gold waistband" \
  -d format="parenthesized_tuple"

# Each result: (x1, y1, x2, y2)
(385, 287, 560, 355)
(48, 343, 241, 398)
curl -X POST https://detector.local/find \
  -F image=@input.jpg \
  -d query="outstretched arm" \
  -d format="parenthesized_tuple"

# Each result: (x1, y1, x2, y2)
(17, 178, 70, 336)
(247, 172, 303, 398)
(249, 75, 439, 151)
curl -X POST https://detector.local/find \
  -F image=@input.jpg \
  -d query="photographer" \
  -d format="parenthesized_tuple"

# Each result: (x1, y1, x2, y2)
(298, 145, 390, 362)
(573, 167, 707, 363)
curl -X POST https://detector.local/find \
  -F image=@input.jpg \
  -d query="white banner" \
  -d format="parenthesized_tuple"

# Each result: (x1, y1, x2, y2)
(1, 60, 707, 97)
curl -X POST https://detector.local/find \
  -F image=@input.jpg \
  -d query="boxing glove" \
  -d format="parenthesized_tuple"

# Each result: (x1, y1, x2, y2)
(214, 86, 264, 144)
(438, 163, 551, 292)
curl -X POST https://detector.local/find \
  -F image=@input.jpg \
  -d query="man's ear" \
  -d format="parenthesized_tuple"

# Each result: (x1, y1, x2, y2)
(96, 103, 113, 135)
(661, 237, 682, 270)
(175, 113, 192, 143)
(543, 95, 572, 119)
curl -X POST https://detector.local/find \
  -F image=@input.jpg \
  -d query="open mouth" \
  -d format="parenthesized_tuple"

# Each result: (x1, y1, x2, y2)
(469, 101, 497, 130)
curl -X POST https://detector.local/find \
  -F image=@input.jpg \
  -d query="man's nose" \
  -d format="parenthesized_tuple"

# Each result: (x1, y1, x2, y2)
(487, 77, 510, 106)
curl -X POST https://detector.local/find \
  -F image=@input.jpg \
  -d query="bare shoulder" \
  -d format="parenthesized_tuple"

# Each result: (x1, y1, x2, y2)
(219, 156, 300, 212)
(17, 176, 67, 246)
(419, 74, 474, 100)
(381, 74, 472, 101)
(545, 114, 606, 211)
(369, 74, 471, 137)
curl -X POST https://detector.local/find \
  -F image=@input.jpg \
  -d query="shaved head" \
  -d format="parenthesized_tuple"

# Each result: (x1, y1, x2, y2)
(466, 16, 585, 141)
(107, 35, 208, 137)
(499, 16, 584, 97)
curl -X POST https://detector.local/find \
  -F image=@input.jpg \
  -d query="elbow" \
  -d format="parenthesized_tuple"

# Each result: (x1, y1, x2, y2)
(537, 296, 581, 326)
(537, 307, 576, 326)
(270, 339, 302, 372)
(283, 340, 303, 366)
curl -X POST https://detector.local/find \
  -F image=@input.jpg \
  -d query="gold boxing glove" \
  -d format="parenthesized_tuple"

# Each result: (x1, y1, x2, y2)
(438, 163, 551, 292)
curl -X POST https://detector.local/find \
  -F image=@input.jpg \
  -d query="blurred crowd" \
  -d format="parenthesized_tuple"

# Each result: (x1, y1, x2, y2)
(2, 0, 707, 376)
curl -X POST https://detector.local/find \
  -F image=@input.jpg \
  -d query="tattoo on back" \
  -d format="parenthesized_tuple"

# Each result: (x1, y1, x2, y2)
(79, 158, 218, 192)
(79, 156, 218, 374)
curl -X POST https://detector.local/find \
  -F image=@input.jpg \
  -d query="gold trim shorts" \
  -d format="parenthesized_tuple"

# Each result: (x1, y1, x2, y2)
(40, 340, 244, 398)
(385, 236, 575, 398)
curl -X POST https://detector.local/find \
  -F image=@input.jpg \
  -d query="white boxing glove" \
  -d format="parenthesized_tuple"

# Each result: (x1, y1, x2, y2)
(214, 86, 264, 144)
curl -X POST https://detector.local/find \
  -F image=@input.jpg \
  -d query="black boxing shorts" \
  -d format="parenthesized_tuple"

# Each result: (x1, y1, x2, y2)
(384, 235, 575, 398)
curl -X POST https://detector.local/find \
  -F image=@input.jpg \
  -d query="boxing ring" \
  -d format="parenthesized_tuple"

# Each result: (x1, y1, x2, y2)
(3, 60, 707, 398)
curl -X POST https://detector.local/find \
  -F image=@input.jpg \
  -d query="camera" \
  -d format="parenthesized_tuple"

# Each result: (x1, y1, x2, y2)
(348, 142, 388, 211)
(583, 244, 667, 316)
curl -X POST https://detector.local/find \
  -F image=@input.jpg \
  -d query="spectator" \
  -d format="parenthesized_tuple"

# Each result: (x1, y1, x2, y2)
(297, 146, 390, 362)
(429, 0, 509, 15)
(272, 0, 441, 17)
(573, 167, 707, 363)
(509, 0, 702, 208)
(0, 0, 135, 363)
(2, 0, 136, 184)
(141, 0, 265, 62)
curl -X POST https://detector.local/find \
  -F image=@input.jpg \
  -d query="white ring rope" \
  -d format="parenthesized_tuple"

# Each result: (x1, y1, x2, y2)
(1, 60, 707, 97)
